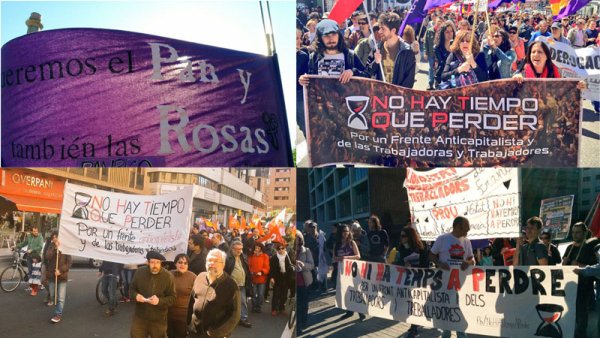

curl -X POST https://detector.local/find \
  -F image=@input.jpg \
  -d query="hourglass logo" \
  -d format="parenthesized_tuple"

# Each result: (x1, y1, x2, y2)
(345, 96, 369, 130)
(73, 192, 92, 220)
(535, 304, 564, 338)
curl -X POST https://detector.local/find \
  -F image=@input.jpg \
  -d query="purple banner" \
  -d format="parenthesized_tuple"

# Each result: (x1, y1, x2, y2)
(1, 29, 292, 167)
(423, 0, 452, 11)
(399, 0, 429, 36)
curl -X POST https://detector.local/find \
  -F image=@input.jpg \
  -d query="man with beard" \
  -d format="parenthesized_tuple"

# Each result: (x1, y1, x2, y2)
(298, 19, 366, 87)
(562, 222, 597, 338)
(188, 249, 240, 338)
(130, 251, 176, 338)
(371, 12, 416, 88)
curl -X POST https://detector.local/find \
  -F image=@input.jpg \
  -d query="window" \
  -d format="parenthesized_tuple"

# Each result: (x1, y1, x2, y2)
(583, 176, 591, 182)
(582, 200, 590, 206)
(583, 188, 591, 194)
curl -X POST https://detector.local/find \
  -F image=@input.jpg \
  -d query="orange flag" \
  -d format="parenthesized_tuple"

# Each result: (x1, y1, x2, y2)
(241, 217, 248, 231)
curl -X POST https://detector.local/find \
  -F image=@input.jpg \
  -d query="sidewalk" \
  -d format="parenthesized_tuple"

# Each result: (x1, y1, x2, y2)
(0, 247, 12, 263)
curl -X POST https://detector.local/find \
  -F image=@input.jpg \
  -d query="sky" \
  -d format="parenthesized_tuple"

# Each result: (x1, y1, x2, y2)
(1, 0, 297, 146)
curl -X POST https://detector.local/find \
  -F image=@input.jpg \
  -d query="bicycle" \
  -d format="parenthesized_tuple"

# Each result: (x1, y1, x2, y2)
(0, 249, 27, 292)
(95, 274, 126, 305)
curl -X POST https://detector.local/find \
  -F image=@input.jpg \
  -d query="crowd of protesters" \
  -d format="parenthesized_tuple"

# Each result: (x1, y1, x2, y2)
(11, 220, 296, 338)
(296, 5, 598, 136)
(297, 213, 600, 338)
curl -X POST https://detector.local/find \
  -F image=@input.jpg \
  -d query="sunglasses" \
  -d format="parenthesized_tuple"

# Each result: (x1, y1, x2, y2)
(359, 22, 368, 25)
(493, 34, 501, 38)
(509, 31, 517, 34)
(278, 247, 286, 251)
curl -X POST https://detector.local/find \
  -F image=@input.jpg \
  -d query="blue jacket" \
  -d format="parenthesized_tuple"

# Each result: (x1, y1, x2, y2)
(482, 43, 517, 79)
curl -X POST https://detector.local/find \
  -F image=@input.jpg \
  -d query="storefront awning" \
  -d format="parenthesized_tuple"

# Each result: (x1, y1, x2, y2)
(2, 194, 62, 214)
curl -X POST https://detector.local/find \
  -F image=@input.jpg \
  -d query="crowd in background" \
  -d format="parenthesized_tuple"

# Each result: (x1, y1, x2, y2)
(296, 214, 600, 338)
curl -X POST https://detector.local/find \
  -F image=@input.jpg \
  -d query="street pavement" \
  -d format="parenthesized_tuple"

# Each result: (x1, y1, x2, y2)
(295, 56, 600, 167)
(0, 261, 289, 338)
(299, 286, 600, 338)
(299, 288, 498, 338)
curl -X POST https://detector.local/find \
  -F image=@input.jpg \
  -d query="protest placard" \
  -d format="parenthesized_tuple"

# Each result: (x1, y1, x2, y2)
(404, 168, 520, 241)
(535, 36, 600, 101)
(1, 28, 292, 167)
(539, 195, 575, 240)
(305, 76, 581, 167)
(337, 259, 578, 338)
(58, 182, 194, 264)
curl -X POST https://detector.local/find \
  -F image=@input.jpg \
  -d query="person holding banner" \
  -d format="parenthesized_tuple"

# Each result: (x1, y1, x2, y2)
(299, 19, 367, 87)
(539, 229, 562, 265)
(441, 30, 488, 88)
(44, 232, 73, 324)
(429, 216, 474, 338)
(98, 260, 123, 317)
(514, 217, 549, 266)
(562, 222, 597, 338)
(512, 42, 560, 81)
(573, 243, 600, 336)
(334, 224, 364, 321)
(130, 251, 176, 338)
(392, 226, 429, 338)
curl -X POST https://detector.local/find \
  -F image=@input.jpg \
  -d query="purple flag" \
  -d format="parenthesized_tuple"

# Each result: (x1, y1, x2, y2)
(1, 29, 292, 167)
(400, 0, 429, 35)
(423, 0, 452, 11)
(556, 0, 592, 19)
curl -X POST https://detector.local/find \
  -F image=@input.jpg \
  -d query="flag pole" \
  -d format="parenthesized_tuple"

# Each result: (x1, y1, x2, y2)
(54, 247, 59, 305)
(470, 0, 481, 49)
(363, 0, 386, 82)
(259, 0, 273, 56)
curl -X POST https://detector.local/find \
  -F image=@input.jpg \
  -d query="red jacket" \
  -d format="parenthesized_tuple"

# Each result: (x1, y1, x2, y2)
(248, 252, 270, 284)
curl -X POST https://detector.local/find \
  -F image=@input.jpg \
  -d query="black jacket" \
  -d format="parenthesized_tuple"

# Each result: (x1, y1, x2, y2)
(268, 254, 294, 282)
(188, 272, 240, 338)
(224, 254, 252, 290)
(368, 40, 416, 88)
(189, 249, 207, 275)
(307, 48, 367, 77)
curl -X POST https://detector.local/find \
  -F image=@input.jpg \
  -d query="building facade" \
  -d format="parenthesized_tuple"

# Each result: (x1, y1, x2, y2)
(145, 168, 265, 227)
(265, 168, 296, 216)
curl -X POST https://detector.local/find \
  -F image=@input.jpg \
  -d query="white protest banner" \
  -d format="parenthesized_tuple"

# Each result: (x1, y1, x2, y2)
(536, 36, 600, 101)
(58, 182, 194, 264)
(540, 195, 574, 240)
(404, 168, 520, 240)
(337, 259, 578, 338)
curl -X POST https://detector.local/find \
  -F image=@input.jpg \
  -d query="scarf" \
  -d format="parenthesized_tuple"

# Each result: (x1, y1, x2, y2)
(276, 252, 287, 273)
(523, 63, 560, 79)
(455, 53, 479, 87)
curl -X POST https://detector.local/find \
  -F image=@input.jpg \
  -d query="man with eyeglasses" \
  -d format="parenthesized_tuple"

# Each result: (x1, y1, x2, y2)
(508, 25, 526, 73)
(513, 217, 549, 266)
(224, 240, 253, 328)
(347, 15, 370, 50)
(130, 251, 176, 338)
(567, 19, 588, 48)
(562, 222, 597, 338)
(528, 20, 551, 46)
(189, 249, 240, 338)
(561, 18, 571, 37)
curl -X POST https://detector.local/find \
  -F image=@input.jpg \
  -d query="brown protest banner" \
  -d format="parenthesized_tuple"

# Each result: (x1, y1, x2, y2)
(304, 76, 581, 167)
